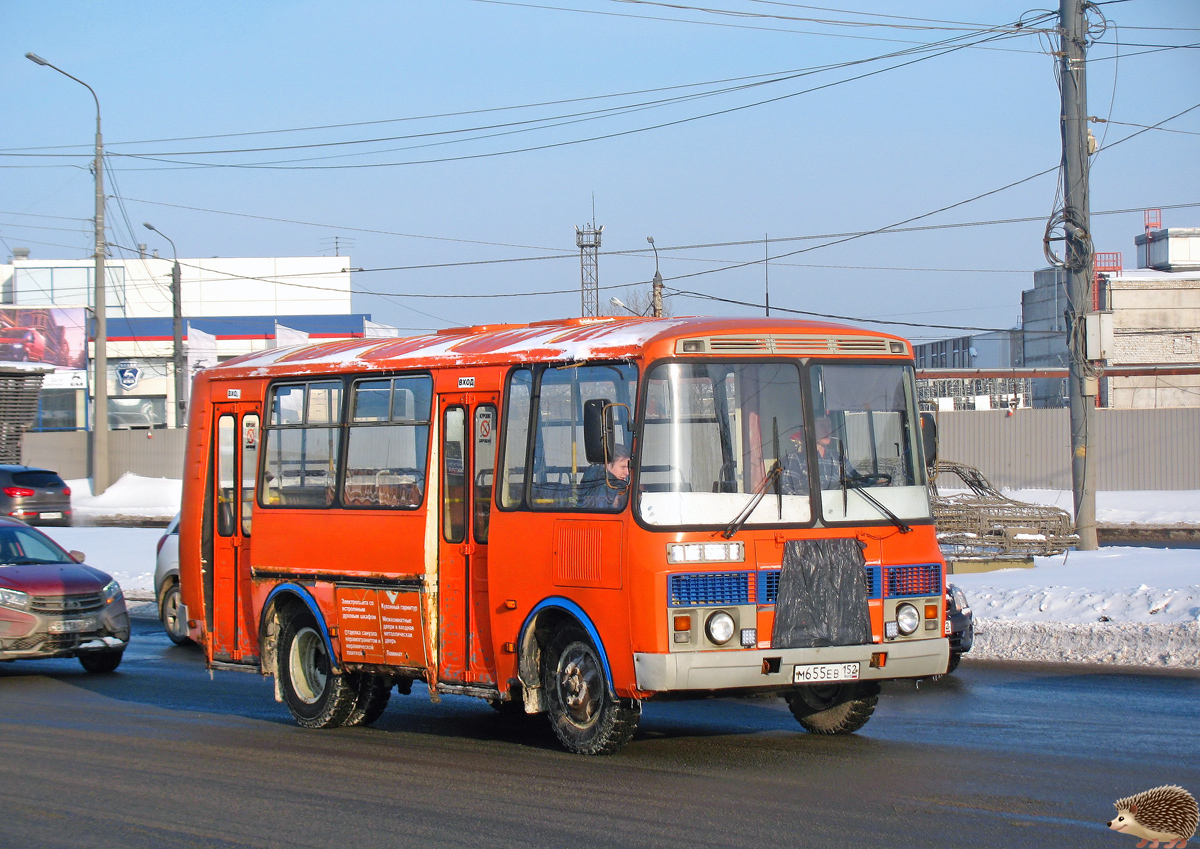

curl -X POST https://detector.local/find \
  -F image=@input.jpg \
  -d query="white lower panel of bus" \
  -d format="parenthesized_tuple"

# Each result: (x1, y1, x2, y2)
(633, 637, 948, 692)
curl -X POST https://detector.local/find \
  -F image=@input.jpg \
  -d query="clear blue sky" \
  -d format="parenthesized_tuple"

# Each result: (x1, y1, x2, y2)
(3, 0, 1197, 341)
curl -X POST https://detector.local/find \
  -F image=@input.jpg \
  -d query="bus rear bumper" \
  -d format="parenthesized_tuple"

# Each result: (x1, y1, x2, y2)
(633, 638, 949, 693)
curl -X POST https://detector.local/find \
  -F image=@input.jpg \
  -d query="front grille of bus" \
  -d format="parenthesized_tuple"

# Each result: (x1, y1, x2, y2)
(669, 572, 754, 607)
(753, 565, 935, 603)
(757, 569, 781, 605)
(883, 564, 942, 597)
(30, 592, 105, 615)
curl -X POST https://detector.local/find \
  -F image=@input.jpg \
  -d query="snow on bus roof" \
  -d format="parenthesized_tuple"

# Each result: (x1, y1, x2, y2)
(217, 315, 887, 375)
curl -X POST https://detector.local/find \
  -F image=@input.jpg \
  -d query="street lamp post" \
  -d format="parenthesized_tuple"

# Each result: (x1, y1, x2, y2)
(26, 52, 110, 493)
(143, 223, 186, 427)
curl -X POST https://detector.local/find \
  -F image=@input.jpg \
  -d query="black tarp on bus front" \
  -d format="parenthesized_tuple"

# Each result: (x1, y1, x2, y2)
(771, 538, 871, 648)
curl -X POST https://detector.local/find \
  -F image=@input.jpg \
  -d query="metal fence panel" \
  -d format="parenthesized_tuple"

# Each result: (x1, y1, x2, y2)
(938, 408, 1200, 491)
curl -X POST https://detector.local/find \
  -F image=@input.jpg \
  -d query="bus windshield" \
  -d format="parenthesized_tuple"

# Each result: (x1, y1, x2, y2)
(636, 360, 930, 529)
(810, 363, 929, 526)
(638, 362, 811, 527)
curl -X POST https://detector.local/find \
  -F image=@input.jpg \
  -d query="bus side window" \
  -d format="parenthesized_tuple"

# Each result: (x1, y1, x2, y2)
(499, 368, 532, 509)
(260, 381, 343, 508)
(443, 406, 467, 543)
(343, 375, 432, 509)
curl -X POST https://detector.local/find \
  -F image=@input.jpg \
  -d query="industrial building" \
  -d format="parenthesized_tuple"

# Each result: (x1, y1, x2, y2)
(916, 213, 1200, 409)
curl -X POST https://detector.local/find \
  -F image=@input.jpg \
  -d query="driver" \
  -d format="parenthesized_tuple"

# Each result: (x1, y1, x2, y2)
(780, 417, 855, 493)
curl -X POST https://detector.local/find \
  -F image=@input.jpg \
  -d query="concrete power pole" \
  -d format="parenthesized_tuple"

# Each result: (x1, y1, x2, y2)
(576, 223, 602, 317)
(1059, 0, 1098, 549)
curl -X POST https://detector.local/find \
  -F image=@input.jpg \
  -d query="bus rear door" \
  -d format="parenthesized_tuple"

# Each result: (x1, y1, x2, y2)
(437, 393, 499, 686)
(211, 402, 261, 663)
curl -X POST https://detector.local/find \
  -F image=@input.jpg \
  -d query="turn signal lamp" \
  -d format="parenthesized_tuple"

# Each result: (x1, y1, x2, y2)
(925, 603, 939, 620)
(673, 615, 692, 632)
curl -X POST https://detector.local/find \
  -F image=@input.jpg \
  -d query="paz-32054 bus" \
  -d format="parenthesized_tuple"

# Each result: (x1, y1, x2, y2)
(177, 316, 948, 755)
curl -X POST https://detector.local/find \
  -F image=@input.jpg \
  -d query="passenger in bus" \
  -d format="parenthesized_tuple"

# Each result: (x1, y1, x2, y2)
(780, 418, 855, 493)
(580, 444, 631, 509)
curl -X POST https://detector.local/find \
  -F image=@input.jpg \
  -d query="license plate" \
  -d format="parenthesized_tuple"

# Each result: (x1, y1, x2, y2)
(793, 662, 861, 683)
(49, 617, 97, 634)
(39, 512, 63, 520)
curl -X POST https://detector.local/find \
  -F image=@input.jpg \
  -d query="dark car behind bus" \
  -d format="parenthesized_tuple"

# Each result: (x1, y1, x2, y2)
(0, 466, 72, 526)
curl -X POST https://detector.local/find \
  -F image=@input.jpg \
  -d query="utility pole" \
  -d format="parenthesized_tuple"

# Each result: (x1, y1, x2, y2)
(1059, 0, 1098, 549)
(647, 236, 663, 318)
(144, 223, 186, 426)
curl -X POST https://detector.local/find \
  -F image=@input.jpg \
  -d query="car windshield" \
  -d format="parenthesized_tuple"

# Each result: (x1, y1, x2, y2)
(0, 526, 73, 565)
(638, 362, 811, 528)
(0, 329, 29, 339)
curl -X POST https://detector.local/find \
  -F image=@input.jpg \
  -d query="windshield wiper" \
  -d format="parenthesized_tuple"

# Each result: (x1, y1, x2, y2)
(841, 472, 912, 534)
(1, 557, 63, 565)
(722, 462, 782, 539)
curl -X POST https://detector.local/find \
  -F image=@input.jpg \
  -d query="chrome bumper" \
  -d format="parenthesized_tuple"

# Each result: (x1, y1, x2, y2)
(634, 638, 949, 692)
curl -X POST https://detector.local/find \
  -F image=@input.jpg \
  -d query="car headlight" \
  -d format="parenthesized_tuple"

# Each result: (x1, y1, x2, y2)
(895, 602, 920, 636)
(951, 586, 970, 614)
(0, 587, 30, 610)
(102, 580, 123, 604)
(705, 611, 736, 645)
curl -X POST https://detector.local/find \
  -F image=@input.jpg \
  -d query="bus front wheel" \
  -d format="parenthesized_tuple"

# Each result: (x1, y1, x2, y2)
(541, 625, 639, 755)
(784, 683, 878, 735)
(279, 610, 357, 729)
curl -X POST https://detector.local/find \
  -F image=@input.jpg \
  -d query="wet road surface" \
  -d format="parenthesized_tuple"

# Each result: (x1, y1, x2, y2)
(1, 612, 1197, 848)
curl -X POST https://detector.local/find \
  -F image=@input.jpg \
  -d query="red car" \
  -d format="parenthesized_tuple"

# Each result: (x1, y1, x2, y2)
(0, 518, 129, 672)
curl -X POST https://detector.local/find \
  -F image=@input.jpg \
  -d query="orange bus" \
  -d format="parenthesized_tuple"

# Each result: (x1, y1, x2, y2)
(178, 316, 949, 754)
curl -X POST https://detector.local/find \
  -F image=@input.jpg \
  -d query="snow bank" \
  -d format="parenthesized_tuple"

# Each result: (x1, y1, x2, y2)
(1000, 489, 1200, 526)
(69, 473, 181, 521)
(969, 621, 1200, 667)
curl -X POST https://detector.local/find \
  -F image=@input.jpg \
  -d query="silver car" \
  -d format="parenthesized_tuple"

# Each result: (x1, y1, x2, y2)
(154, 514, 189, 645)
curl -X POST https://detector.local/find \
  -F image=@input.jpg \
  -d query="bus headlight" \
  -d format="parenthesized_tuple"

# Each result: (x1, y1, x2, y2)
(705, 611, 736, 645)
(895, 603, 920, 636)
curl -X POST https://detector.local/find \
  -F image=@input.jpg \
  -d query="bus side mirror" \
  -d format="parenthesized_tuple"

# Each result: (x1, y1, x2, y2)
(583, 398, 615, 465)
(920, 412, 938, 472)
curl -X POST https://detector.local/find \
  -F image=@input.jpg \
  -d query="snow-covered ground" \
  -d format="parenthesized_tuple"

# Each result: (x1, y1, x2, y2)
(38, 475, 1200, 668)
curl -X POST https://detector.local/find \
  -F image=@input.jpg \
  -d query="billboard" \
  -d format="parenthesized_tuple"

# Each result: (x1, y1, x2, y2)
(0, 307, 87, 370)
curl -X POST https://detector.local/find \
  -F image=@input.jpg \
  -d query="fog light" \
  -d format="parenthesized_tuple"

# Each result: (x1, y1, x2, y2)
(885, 621, 898, 639)
(705, 611, 735, 645)
(740, 628, 756, 647)
(896, 603, 920, 636)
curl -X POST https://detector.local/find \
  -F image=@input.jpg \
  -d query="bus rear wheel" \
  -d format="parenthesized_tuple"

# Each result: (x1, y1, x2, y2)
(784, 683, 878, 735)
(541, 626, 639, 755)
(279, 610, 357, 729)
(343, 673, 392, 727)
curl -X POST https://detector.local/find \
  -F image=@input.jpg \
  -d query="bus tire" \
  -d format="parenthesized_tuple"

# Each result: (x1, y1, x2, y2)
(785, 683, 877, 735)
(279, 610, 356, 729)
(343, 673, 392, 727)
(541, 625, 639, 755)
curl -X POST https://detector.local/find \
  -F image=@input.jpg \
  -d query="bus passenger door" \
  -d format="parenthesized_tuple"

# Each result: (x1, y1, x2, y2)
(211, 406, 260, 663)
(437, 394, 499, 686)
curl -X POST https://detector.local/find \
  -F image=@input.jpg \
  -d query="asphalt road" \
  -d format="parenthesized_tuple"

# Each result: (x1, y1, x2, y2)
(1, 612, 1197, 849)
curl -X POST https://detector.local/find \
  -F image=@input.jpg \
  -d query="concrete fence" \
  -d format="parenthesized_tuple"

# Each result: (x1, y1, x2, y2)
(23, 429, 187, 482)
(21, 407, 1200, 491)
